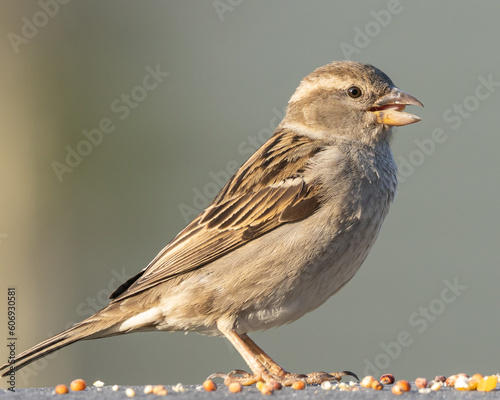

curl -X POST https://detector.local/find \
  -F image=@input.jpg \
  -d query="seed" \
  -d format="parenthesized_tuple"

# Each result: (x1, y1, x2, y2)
(93, 380, 104, 387)
(70, 379, 86, 391)
(415, 378, 427, 388)
(395, 380, 411, 392)
(430, 382, 442, 391)
(445, 375, 457, 387)
(392, 385, 403, 395)
(203, 380, 217, 391)
(418, 388, 431, 394)
(228, 382, 243, 393)
(153, 385, 165, 394)
(471, 373, 483, 381)
(454, 376, 470, 391)
(291, 380, 306, 390)
(468, 379, 478, 391)
(477, 376, 497, 392)
(256, 381, 265, 391)
(371, 380, 383, 390)
(321, 381, 332, 390)
(260, 384, 274, 395)
(434, 376, 446, 383)
(112, 385, 119, 391)
(268, 382, 282, 390)
(143, 385, 154, 394)
(125, 388, 135, 397)
(380, 374, 395, 384)
(360, 375, 375, 388)
(172, 383, 185, 393)
(55, 384, 69, 394)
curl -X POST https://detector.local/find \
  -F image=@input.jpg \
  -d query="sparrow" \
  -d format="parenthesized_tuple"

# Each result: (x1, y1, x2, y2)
(0, 61, 422, 386)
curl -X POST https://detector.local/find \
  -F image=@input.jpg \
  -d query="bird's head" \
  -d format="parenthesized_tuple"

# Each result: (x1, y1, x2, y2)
(284, 61, 423, 145)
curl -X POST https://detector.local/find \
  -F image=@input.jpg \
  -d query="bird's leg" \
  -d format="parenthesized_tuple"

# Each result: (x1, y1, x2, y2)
(213, 329, 276, 385)
(242, 334, 358, 385)
(208, 329, 358, 386)
(240, 334, 298, 380)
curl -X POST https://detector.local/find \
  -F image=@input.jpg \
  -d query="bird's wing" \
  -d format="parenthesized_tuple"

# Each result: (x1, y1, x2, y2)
(110, 129, 326, 301)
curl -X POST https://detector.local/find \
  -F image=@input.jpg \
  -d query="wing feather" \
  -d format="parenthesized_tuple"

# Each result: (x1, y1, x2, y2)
(110, 129, 326, 301)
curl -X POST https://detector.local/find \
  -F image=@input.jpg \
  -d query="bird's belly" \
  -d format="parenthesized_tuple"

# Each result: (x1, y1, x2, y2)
(153, 195, 390, 336)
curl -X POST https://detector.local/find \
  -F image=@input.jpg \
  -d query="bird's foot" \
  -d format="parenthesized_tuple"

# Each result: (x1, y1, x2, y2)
(303, 370, 359, 384)
(207, 369, 358, 386)
(207, 370, 263, 386)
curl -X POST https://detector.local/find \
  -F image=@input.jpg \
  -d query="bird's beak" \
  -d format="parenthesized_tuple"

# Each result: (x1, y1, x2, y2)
(370, 88, 423, 126)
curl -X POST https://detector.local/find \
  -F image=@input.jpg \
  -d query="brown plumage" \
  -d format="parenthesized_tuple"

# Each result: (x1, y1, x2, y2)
(0, 61, 422, 385)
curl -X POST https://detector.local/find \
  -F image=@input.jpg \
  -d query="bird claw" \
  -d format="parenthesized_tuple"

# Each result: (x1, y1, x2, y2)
(206, 372, 229, 381)
(208, 369, 262, 386)
(333, 370, 359, 381)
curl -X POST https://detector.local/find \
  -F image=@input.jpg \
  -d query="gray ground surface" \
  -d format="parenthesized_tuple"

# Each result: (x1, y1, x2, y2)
(1, 384, 499, 399)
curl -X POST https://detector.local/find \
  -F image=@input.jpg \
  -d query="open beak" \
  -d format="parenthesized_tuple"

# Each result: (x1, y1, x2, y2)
(370, 88, 423, 126)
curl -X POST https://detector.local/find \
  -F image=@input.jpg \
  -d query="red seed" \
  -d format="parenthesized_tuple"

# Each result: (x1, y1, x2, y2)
(415, 378, 428, 388)
(380, 374, 395, 385)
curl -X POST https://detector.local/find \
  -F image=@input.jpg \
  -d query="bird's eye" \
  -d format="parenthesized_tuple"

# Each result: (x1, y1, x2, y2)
(347, 86, 362, 99)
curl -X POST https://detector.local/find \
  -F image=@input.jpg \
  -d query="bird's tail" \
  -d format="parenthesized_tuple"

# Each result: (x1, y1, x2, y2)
(0, 309, 122, 378)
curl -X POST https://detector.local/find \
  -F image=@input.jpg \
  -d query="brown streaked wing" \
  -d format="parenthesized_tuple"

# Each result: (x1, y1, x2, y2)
(110, 131, 326, 302)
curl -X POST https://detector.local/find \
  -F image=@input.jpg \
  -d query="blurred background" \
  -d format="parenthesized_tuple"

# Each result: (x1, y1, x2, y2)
(1, 0, 500, 389)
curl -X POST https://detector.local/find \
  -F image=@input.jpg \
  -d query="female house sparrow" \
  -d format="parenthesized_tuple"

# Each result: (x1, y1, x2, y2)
(1, 61, 422, 385)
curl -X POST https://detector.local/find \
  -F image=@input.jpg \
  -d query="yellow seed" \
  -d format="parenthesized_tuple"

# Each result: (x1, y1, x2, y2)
(153, 385, 165, 394)
(143, 385, 153, 394)
(392, 385, 403, 395)
(360, 376, 375, 388)
(203, 380, 217, 391)
(228, 382, 243, 393)
(125, 388, 135, 397)
(256, 381, 265, 391)
(259, 384, 274, 395)
(291, 380, 305, 390)
(477, 376, 497, 392)
(471, 373, 483, 381)
(70, 379, 87, 391)
(395, 380, 411, 392)
(455, 376, 470, 391)
(430, 382, 442, 391)
(55, 384, 69, 394)
(371, 380, 383, 390)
